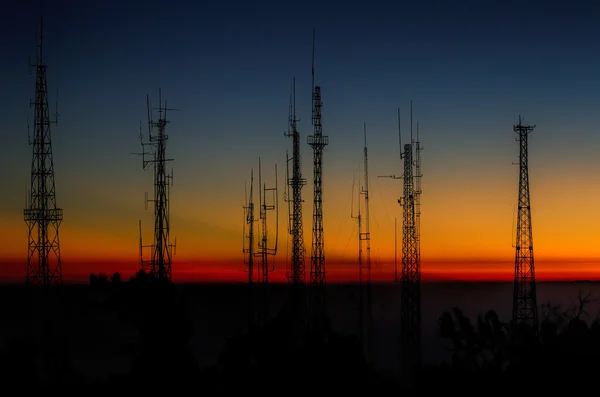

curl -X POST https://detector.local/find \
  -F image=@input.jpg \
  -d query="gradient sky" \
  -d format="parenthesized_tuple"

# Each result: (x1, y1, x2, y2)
(1, 0, 600, 282)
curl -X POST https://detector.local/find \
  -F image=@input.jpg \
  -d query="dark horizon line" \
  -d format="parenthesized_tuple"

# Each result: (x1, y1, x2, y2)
(0, 279, 596, 287)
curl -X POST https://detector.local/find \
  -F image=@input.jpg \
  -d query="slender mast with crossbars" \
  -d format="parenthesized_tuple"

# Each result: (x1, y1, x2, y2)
(136, 89, 177, 282)
(512, 115, 538, 335)
(24, 14, 63, 286)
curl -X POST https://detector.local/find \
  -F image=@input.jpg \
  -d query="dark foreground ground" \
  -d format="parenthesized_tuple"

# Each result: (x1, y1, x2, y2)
(2, 277, 600, 393)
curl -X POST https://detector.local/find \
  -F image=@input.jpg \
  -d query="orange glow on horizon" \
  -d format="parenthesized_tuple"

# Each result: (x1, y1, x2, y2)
(0, 256, 599, 284)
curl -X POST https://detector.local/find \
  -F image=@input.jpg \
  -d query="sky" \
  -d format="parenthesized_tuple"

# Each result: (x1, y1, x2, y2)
(1, 0, 600, 283)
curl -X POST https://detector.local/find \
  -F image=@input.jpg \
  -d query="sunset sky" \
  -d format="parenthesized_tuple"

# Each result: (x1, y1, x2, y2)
(1, 0, 600, 283)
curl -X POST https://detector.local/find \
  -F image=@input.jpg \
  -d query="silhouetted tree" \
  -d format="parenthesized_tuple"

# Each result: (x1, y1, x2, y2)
(111, 272, 121, 283)
(431, 290, 600, 393)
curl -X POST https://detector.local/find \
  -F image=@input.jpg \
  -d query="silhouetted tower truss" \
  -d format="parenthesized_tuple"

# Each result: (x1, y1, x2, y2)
(399, 106, 421, 372)
(24, 15, 63, 286)
(137, 89, 177, 282)
(355, 123, 373, 361)
(414, 122, 423, 290)
(512, 116, 538, 335)
(308, 29, 329, 329)
(253, 159, 279, 328)
(378, 102, 422, 378)
(284, 79, 307, 286)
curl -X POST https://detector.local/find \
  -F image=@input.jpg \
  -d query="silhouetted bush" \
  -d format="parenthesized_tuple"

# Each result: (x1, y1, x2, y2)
(425, 290, 600, 393)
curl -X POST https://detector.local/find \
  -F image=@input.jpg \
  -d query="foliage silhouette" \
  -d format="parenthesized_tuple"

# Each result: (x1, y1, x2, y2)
(4, 281, 600, 392)
(425, 290, 600, 393)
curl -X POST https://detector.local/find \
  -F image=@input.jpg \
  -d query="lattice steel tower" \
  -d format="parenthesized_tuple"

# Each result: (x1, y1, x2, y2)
(136, 89, 177, 282)
(308, 29, 329, 328)
(24, 15, 63, 286)
(254, 159, 279, 327)
(414, 121, 423, 310)
(399, 103, 421, 373)
(512, 115, 538, 335)
(284, 79, 306, 286)
(378, 102, 422, 381)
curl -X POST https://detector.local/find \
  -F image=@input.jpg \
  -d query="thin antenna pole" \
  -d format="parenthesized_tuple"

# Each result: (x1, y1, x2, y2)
(394, 217, 397, 282)
(359, 121, 372, 362)
(312, 28, 315, 122)
(38, 14, 44, 64)
(398, 108, 403, 160)
(410, 100, 413, 144)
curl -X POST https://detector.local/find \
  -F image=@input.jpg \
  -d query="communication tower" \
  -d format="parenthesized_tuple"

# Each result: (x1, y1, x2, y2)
(254, 159, 279, 328)
(512, 115, 538, 335)
(378, 101, 422, 381)
(243, 169, 256, 285)
(135, 89, 177, 282)
(283, 77, 308, 346)
(24, 15, 63, 286)
(351, 123, 372, 361)
(243, 168, 257, 329)
(308, 29, 330, 329)
(284, 79, 307, 286)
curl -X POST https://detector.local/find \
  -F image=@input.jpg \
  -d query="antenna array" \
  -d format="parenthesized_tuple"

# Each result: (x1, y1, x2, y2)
(254, 159, 279, 328)
(135, 89, 177, 282)
(243, 168, 257, 329)
(378, 101, 423, 384)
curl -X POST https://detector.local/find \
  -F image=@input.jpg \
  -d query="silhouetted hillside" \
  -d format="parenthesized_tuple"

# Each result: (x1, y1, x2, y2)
(2, 279, 600, 393)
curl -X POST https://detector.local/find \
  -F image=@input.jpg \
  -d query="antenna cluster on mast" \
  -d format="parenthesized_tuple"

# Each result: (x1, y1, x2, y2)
(284, 78, 307, 288)
(133, 89, 177, 282)
(351, 122, 373, 361)
(243, 159, 279, 330)
(378, 100, 423, 387)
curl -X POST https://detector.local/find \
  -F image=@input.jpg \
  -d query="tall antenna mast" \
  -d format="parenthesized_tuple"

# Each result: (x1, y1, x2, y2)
(350, 166, 363, 348)
(284, 78, 306, 287)
(24, 13, 64, 286)
(399, 100, 421, 383)
(359, 122, 372, 361)
(414, 121, 423, 293)
(378, 101, 422, 386)
(253, 158, 279, 329)
(308, 28, 330, 332)
(135, 89, 177, 282)
(512, 115, 538, 335)
(243, 169, 256, 284)
(243, 168, 257, 329)
(283, 76, 308, 346)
